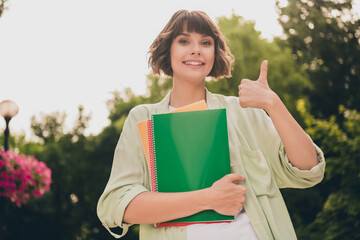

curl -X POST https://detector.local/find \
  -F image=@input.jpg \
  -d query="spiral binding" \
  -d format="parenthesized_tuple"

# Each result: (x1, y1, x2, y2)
(147, 119, 158, 192)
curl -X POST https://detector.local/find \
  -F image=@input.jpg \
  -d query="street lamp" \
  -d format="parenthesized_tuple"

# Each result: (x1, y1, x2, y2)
(0, 100, 19, 151)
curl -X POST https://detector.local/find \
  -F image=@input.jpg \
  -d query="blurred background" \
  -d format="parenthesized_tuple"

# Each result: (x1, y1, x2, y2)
(0, 0, 360, 239)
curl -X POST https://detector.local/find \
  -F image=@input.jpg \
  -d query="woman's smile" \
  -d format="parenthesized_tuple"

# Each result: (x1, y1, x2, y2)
(182, 60, 205, 68)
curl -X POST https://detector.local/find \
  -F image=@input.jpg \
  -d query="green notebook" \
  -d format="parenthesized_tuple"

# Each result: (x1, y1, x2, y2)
(148, 109, 233, 227)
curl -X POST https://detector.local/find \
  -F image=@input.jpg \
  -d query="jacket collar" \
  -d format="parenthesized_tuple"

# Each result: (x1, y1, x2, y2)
(157, 88, 221, 113)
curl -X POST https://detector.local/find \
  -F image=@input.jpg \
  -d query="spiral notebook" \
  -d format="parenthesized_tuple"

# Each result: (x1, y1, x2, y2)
(136, 100, 207, 177)
(148, 109, 233, 227)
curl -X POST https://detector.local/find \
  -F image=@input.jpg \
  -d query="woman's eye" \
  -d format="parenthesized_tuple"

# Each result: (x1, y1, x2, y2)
(179, 39, 189, 44)
(202, 41, 212, 46)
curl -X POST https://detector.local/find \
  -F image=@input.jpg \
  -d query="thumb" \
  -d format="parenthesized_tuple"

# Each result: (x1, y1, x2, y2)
(257, 60, 268, 85)
(224, 174, 245, 183)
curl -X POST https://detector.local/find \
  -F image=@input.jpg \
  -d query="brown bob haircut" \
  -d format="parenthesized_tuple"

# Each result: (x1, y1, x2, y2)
(148, 10, 234, 79)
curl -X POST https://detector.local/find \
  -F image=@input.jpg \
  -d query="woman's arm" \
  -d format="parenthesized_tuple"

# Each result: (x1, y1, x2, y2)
(238, 60, 318, 170)
(124, 174, 246, 224)
(265, 93, 318, 170)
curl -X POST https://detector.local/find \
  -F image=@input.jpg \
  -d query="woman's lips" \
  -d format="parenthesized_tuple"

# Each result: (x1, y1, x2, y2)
(182, 61, 205, 68)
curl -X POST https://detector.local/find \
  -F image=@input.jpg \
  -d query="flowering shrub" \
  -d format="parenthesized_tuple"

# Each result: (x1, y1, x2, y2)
(0, 150, 52, 207)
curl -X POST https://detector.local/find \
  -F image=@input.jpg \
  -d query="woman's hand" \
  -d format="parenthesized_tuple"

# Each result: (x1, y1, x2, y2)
(124, 174, 246, 224)
(238, 60, 277, 111)
(205, 174, 246, 216)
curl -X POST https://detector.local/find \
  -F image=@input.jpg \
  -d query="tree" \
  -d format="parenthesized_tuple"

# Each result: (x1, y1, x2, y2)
(30, 112, 66, 144)
(277, 0, 360, 118)
(206, 14, 311, 116)
(2, 106, 130, 240)
(0, 0, 8, 18)
(107, 75, 172, 128)
(276, 2, 360, 238)
(282, 100, 360, 239)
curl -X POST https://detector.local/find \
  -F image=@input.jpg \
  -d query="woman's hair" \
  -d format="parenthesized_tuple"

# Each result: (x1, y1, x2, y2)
(148, 10, 234, 79)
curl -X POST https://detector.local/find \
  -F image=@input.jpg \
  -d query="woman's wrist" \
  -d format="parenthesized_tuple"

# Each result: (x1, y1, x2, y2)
(264, 91, 282, 115)
(197, 187, 213, 212)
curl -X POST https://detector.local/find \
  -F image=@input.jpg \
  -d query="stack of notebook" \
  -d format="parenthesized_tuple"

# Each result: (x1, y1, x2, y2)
(136, 101, 233, 227)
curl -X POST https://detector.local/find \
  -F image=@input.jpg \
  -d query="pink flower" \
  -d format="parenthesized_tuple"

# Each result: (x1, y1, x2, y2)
(0, 172, 7, 179)
(0, 150, 52, 207)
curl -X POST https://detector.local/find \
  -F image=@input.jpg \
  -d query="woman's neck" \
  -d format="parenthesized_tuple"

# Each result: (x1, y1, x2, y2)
(169, 79, 206, 108)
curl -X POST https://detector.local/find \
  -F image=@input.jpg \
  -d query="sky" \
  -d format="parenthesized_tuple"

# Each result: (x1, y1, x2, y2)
(0, 0, 359, 139)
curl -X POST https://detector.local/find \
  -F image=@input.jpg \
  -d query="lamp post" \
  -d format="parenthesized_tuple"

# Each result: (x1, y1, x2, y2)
(0, 100, 19, 239)
(0, 100, 19, 151)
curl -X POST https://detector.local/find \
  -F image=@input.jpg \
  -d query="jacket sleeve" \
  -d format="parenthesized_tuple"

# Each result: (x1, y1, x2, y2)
(97, 107, 149, 238)
(256, 110, 326, 189)
(273, 138, 326, 189)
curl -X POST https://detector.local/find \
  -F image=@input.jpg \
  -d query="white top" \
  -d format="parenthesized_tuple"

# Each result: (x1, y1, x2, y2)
(168, 105, 180, 112)
(187, 209, 258, 240)
(168, 105, 259, 240)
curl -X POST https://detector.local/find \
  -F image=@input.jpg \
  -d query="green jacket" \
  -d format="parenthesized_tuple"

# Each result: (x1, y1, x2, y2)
(97, 89, 325, 239)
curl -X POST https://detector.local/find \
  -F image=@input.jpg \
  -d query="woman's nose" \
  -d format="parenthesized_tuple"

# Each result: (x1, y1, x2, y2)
(191, 44, 200, 56)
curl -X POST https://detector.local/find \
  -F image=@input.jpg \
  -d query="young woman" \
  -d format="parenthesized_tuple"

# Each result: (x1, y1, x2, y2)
(97, 10, 325, 240)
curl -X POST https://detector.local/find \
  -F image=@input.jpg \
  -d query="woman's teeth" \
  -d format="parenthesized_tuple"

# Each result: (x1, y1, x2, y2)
(184, 61, 204, 66)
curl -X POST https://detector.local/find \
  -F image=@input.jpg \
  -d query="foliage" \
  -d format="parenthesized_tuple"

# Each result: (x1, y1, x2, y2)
(0, 0, 8, 18)
(0, 150, 51, 207)
(276, 2, 360, 236)
(145, 74, 173, 103)
(107, 75, 172, 128)
(207, 14, 311, 116)
(2, 104, 141, 240)
(30, 112, 66, 144)
(277, 0, 360, 118)
(282, 100, 360, 239)
(306, 105, 360, 239)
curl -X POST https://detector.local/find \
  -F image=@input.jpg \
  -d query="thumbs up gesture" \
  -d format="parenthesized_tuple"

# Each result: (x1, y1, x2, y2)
(238, 60, 276, 111)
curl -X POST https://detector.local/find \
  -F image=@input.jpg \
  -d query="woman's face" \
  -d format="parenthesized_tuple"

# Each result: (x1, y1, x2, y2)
(170, 28, 215, 83)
